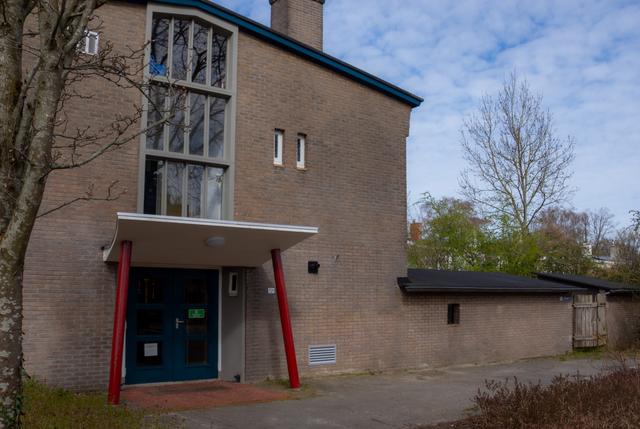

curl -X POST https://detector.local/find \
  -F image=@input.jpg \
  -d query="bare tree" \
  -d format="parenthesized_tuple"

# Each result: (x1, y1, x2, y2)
(588, 208, 615, 256)
(0, 2, 176, 425)
(536, 207, 589, 243)
(609, 226, 640, 286)
(632, 210, 640, 233)
(460, 72, 575, 233)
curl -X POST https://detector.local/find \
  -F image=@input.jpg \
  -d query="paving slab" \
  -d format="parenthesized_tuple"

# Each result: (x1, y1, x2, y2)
(172, 357, 610, 429)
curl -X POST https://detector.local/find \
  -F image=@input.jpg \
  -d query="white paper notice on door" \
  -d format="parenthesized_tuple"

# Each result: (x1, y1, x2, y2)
(144, 343, 158, 357)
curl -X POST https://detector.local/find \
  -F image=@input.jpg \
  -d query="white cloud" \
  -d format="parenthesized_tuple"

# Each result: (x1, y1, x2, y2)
(215, 0, 640, 225)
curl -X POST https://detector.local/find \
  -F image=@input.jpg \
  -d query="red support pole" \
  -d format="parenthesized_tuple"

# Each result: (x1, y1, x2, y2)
(108, 240, 132, 405)
(270, 248, 301, 389)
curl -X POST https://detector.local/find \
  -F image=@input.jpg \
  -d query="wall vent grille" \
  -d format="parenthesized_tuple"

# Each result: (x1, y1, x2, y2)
(308, 345, 337, 366)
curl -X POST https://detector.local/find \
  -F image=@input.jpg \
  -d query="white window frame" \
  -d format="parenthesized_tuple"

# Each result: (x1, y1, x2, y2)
(82, 31, 99, 55)
(228, 272, 239, 297)
(296, 134, 306, 169)
(274, 129, 284, 166)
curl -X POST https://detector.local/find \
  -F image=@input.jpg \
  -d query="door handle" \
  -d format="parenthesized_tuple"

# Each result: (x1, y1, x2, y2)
(175, 318, 185, 329)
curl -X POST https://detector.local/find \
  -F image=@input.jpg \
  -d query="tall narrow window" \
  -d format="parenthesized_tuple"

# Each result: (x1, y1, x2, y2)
(172, 18, 190, 81)
(143, 159, 164, 215)
(206, 167, 224, 219)
(146, 85, 166, 150)
(228, 272, 239, 297)
(189, 93, 205, 156)
(211, 34, 228, 88)
(209, 98, 225, 159)
(447, 304, 460, 325)
(149, 17, 169, 76)
(274, 129, 284, 166)
(144, 14, 232, 220)
(296, 134, 306, 169)
(187, 164, 204, 217)
(82, 31, 99, 55)
(191, 21, 208, 84)
(168, 94, 185, 153)
(166, 162, 184, 216)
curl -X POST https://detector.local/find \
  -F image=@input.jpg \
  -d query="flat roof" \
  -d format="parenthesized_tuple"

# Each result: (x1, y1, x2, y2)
(536, 272, 637, 293)
(146, 0, 423, 107)
(399, 269, 588, 294)
(103, 213, 318, 267)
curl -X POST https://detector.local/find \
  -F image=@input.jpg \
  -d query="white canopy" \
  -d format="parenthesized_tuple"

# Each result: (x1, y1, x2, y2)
(103, 213, 318, 267)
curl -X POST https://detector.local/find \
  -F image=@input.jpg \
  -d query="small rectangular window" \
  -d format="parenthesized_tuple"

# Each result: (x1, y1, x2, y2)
(228, 272, 239, 297)
(447, 304, 460, 325)
(274, 129, 284, 166)
(296, 134, 306, 169)
(82, 31, 99, 55)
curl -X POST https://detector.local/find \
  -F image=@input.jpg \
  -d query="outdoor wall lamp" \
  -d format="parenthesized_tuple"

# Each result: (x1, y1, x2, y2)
(308, 261, 320, 274)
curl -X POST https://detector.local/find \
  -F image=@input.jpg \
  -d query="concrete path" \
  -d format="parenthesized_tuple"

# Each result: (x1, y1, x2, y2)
(173, 357, 610, 429)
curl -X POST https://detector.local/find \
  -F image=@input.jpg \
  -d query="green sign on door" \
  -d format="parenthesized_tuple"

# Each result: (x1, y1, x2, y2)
(188, 309, 206, 319)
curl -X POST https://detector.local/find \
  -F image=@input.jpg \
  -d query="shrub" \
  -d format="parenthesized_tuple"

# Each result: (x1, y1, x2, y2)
(426, 362, 640, 428)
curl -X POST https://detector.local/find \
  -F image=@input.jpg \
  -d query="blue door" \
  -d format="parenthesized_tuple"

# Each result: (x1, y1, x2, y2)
(125, 268, 219, 384)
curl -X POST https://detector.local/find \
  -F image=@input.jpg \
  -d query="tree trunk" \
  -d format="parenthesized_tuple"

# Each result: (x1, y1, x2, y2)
(0, 168, 46, 428)
(0, 259, 23, 428)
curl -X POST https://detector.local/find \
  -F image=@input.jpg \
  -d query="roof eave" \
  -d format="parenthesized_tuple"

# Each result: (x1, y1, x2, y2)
(401, 286, 585, 294)
(536, 272, 631, 292)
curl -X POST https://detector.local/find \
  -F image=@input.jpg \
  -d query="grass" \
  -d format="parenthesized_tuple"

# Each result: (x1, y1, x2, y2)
(21, 378, 170, 429)
(557, 346, 606, 361)
(420, 358, 640, 429)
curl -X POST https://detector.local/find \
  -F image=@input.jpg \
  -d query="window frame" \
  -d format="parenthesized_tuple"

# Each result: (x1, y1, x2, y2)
(81, 30, 99, 55)
(274, 129, 284, 166)
(228, 272, 239, 297)
(447, 303, 460, 325)
(138, 5, 238, 221)
(296, 134, 306, 169)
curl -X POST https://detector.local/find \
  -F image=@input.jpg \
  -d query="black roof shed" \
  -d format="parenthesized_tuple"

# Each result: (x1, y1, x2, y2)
(398, 269, 588, 294)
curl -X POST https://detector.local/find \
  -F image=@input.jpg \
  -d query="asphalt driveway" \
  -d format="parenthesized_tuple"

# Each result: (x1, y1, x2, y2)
(172, 356, 609, 429)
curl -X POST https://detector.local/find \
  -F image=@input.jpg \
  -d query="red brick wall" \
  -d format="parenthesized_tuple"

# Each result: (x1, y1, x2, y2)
(22, 1, 145, 390)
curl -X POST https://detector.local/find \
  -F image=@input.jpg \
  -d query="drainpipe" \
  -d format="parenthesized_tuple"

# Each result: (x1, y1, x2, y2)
(108, 240, 132, 405)
(270, 249, 301, 388)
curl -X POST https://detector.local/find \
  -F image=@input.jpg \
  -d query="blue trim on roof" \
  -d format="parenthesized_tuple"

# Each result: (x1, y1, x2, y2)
(151, 0, 423, 107)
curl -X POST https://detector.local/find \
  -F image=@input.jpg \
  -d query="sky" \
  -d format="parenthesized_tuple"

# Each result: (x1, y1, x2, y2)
(215, 0, 640, 227)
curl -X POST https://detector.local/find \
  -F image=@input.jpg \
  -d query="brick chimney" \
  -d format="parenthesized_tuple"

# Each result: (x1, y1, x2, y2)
(269, 0, 325, 51)
(409, 222, 423, 242)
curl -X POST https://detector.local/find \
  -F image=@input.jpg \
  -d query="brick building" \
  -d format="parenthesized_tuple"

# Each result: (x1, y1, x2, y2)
(21, 0, 635, 400)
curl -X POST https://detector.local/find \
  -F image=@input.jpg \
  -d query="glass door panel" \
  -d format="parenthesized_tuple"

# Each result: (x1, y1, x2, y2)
(174, 271, 218, 380)
(125, 269, 173, 384)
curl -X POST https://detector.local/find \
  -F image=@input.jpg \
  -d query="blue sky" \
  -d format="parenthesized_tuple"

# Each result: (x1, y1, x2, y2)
(216, 0, 640, 227)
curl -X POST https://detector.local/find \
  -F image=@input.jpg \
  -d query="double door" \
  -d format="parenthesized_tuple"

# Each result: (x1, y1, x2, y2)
(125, 268, 218, 384)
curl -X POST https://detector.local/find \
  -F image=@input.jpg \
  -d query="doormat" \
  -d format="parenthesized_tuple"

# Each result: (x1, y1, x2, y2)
(122, 381, 290, 411)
